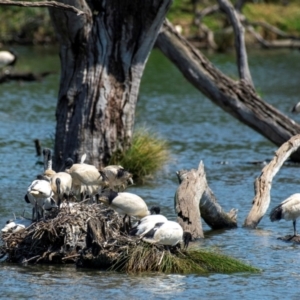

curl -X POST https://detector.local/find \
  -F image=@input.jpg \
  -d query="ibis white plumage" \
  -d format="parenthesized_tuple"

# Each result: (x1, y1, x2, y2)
(42, 148, 73, 205)
(24, 175, 57, 221)
(64, 157, 108, 201)
(0, 50, 17, 70)
(98, 189, 154, 219)
(102, 165, 133, 191)
(270, 193, 300, 237)
(130, 213, 168, 236)
(1, 218, 32, 233)
(291, 102, 300, 114)
(142, 220, 191, 249)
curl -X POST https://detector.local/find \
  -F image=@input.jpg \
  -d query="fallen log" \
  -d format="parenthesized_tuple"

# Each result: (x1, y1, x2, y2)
(0, 71, 54, 83)
(175, 161, 238, 236)
(156, 18, 300, 161)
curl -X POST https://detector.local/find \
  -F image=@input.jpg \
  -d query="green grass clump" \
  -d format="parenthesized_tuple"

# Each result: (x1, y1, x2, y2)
(109, 128, 170, 182)
(112, 243, 260, 274)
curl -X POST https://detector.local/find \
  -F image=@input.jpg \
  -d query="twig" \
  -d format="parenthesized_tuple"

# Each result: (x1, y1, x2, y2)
(158, 250, 165, 266)
(22, 255, 40, 264)
(62, 254, 80, 260)
(0, 0, 85, 15)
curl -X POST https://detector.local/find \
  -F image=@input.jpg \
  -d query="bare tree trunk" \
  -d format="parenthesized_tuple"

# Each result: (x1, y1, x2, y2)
(156, 20, 300, 161)
(175, 162, 204, 239)
(174, 161, 238, 237)
(48, 0, 172, 169)
(244, 134, 300, 228)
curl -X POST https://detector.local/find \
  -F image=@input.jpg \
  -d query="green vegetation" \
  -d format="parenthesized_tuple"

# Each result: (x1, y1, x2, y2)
(109, 128, 170, 182)
(112, 243, 260, 274)
(0, 6, 54, 44)
(244, 3, 300, 35)
(0, 1, 300, 45)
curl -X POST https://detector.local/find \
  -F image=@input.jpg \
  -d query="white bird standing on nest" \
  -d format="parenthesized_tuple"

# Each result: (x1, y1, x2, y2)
(0, 49, 17, 71)
(142, 220, 192, 249)
(42, 148, 73, 206)
(129, 213, 168, 236)
(98, 190, 158, 218)
(1, 218, 32, 233)
(270, 193, 300, 238)
(24, 175, 57, 221)
(102, 165, 133, 191)
(64, 157, 108, 201)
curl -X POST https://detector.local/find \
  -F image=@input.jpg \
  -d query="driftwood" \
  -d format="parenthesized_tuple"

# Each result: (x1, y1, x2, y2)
(0, 71, 54, 83)
(175, 161, 238, 237)
(244, 134, 300, 229)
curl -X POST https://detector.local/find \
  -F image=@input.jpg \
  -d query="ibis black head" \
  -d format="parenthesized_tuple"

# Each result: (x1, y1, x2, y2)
(150, 206, 161, 215)
(183, 231, 192, 250)
(99, 189, 118, 204)
(65, 158, 74, 169)
(36, 174, 50, 182)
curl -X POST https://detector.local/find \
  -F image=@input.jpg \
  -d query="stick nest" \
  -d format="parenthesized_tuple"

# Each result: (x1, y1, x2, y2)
(0, 202, 127, 265)
(0, 202, 260, 274)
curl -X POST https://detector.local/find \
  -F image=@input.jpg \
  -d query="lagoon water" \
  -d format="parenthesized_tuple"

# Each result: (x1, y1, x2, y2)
(1, 46, 300, 299)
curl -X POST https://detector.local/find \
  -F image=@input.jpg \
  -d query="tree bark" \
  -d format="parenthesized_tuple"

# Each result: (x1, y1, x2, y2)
(218, 0, 253, 86)
(244, 134, 300, 228)
(174, 162, 204, 239)
(156, 20, 300, 161)
(198, 163, 238, 229)
(174, 161, 238, 237)
(48, 0, 172, 169)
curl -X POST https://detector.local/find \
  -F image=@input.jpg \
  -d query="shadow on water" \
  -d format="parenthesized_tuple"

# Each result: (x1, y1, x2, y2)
(1, 46, 300, 299)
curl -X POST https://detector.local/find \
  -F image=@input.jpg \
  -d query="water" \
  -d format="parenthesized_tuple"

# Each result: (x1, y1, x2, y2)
(1, 45, 300, 299)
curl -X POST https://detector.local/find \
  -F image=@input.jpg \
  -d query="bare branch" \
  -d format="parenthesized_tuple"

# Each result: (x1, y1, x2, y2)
(248, 20, 298, 39)
(0, 0, 85, 15)
(194, 4, 219, 25)
(218, 0, 253, 87)
(244, 134, 300, 228)
(246, 24, 300, 49)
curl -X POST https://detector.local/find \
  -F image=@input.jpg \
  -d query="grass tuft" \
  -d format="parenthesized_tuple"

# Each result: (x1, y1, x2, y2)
(112, 243, 260, 274)
(109, 128, 171, 182)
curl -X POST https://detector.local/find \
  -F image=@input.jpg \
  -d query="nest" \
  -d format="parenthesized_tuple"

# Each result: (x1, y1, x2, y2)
(0, 202, 127, 265)
(0, 202, 260, 274)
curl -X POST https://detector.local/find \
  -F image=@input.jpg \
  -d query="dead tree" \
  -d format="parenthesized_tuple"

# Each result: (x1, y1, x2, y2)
(174, 162, 204, 239)
(47, 0, 172, 169)
(175, 161, 238, 238)
(156, 17, 300, 161)
(244, 134, 300, 228)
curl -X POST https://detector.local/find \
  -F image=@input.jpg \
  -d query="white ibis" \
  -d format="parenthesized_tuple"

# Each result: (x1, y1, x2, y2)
(64, 157, 108, 201)
(142, 220, 191, 249)
(102, 165, 133, 191)
(0, 50, 17, 70)
(270, 193, 300, 237)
